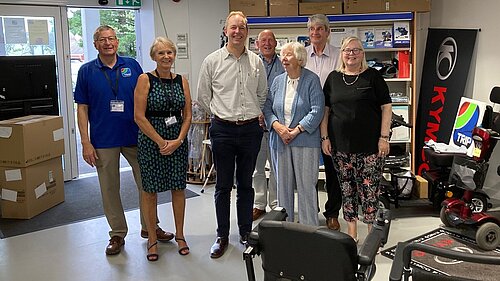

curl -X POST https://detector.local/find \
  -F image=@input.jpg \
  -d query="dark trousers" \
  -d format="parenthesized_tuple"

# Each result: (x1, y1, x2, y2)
(322, 151, 342, 219)
(210, 118, 263, 238)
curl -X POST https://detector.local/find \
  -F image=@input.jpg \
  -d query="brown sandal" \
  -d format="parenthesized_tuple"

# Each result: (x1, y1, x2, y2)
(175, 237, 190, 256)
(146, 241, 159, 261)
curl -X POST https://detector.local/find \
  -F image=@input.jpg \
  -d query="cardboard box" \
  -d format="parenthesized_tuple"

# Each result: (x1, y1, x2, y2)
(1, 157, 65, 219)
(0, 115, 64, 167)
(344, 0, 386, 14)
(386, 0, 431, 12)
(270, 0, 298, 16)
(413, 175, 429, 199)
(345, 0, 431, 14)
(229, 0, 268, 17)
(299, 2, 342, 15)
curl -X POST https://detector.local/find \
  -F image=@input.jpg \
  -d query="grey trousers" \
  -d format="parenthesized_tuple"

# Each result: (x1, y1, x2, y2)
(253, 131, 277, 210)
(271, 145, 320, 226)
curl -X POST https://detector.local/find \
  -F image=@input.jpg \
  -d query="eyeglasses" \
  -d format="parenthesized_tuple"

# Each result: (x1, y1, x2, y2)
(342, 48, 362, 55)
(96, 36, 117, 43)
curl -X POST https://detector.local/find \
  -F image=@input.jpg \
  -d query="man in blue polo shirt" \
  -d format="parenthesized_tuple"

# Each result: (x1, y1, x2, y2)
(74, 25, 173, 255)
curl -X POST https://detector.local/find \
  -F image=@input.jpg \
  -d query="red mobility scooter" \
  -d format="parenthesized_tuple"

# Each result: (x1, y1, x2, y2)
(440, 88, 500, 250)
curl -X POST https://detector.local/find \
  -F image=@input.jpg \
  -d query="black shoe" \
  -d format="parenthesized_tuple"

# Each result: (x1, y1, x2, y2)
(210, 237, 229, 259)
(239, 233, 249, 246)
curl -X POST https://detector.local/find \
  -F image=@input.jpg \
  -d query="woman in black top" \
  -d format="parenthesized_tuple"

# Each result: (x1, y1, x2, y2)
(320, 36, 392, 242)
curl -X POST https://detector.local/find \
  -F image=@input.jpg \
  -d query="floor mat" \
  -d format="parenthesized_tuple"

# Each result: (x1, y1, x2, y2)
(381, 228, 500, 281)
(0, 171, 199, 238)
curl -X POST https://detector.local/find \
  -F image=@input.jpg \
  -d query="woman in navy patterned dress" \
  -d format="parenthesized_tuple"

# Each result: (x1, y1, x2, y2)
(134, 37, 192, 261)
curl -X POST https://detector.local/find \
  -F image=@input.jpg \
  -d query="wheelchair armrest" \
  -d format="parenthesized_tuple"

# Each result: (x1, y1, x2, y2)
(358, 209, 392, 265)
(388, 242, 408, 281)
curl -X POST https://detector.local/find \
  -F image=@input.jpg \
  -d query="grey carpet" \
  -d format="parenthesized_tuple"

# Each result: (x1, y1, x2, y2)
(0, 170, 199, 238)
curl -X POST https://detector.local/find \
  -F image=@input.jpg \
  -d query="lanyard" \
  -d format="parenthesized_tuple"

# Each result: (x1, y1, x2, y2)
(155, 69, 174, 107)
(266, 55, 277, 81)
(102, 67, 120, 99)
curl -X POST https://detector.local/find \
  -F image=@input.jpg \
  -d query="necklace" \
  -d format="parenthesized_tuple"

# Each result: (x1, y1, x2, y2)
(342, 73, 359, 86)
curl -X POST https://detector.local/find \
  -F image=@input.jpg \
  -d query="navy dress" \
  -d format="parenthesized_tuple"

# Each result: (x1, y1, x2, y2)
(138, 72, 188, 193)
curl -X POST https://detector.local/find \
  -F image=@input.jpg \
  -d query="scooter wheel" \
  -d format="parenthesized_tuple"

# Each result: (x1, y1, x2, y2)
(471, 194, 488, 213)
(476, 222, 500, 251)
(440, 207, 453, 227)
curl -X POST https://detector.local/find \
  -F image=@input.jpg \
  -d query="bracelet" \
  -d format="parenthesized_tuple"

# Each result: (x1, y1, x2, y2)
(380, 135, 390, 139)
(379, 137, 389, 142)
(297, 125, 304, 133)
(320, 135, 329, 142)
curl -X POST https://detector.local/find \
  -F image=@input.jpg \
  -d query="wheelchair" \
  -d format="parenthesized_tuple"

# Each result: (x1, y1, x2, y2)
(243, 208, 391, 281)
(389, 241, 500, 281)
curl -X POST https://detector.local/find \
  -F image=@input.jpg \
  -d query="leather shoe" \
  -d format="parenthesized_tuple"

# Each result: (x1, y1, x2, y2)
(326, 217, 341, 231)
(210, 237, 229, 259)
(105, 236, 125, 255)
(252, 208, 266, 221)
(141, 227, 174, 242)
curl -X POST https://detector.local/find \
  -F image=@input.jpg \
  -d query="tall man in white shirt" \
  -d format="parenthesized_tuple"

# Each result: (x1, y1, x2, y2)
(198, 11, 268, 259)
(252, 29, 285, 221)
(304, 14, 342, 231)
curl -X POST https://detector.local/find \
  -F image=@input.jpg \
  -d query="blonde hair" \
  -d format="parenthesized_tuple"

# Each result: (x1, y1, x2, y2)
(225, 11, 248, 30)
(149, 36, 176, 60)
(280, 42, 307, 67)
(336, 36, 368, 73)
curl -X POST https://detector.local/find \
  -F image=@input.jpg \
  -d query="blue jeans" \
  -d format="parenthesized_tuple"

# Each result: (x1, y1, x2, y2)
(209, 118, 263, 237)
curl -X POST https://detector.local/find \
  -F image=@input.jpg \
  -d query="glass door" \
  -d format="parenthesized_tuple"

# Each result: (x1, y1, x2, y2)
(0, 4, 77, 180)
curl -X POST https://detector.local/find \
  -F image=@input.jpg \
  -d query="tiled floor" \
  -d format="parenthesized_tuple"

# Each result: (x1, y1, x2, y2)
(0, 181, 444, 281)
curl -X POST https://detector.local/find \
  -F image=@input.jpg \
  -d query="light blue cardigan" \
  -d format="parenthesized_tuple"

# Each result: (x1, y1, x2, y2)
(263, 67, 324, 152)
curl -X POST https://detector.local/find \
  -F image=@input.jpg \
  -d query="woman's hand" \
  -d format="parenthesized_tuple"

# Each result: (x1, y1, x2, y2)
(321, 139, 332, 156)
(158, 139, 182, 156)
(378, 138, 390, 158)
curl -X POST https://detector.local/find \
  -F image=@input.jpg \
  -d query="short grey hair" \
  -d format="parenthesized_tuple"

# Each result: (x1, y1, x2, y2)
(149, 36, 176, 60)
(307, 14, 330, 30)
(93, 25, 115, 41)
(280, 41, 307, 67)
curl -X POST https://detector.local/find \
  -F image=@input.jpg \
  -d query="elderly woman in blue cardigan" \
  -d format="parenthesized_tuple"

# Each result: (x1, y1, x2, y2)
(263, 41, 324, 226)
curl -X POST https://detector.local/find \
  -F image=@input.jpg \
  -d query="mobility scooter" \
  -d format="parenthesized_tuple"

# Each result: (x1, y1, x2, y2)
(440, 88, 500, 250)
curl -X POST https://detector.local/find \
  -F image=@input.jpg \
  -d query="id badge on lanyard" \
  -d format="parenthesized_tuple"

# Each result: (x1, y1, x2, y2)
(110, 100, 125, 112)
(165, 116, 178, 127)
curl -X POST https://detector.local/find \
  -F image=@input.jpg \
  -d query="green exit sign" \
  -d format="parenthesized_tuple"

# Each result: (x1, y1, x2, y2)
(116, 0, 141, 7)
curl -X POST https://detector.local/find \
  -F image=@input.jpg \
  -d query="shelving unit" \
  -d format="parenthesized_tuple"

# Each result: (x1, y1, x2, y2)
(247, 12, 417, 172)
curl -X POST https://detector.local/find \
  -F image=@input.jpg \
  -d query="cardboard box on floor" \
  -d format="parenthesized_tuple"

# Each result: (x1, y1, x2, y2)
(0, 115, 64, 167)
(299, 1, 342, 15)
(229, 0, 268, 16)
(1, 157, 65, 219)
(413, 175, 429, 199)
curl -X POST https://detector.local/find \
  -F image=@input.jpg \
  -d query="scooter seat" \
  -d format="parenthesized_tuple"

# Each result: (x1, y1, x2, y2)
(424, 147, 466, 167)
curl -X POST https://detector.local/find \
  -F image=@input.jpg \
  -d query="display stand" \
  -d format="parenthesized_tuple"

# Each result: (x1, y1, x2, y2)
(186, 118, 216, 186)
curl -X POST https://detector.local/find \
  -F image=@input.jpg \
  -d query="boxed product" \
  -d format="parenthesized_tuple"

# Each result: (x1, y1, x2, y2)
(269, 0, 298, 16)
(391, 105, 410, 141)
(358, 27, 375, 48)
(229, 0, 268, 17)
(330, 26, 358, 48)
(374, 25, 393, 48)
(0, 115, 65, 167)
(299, 1, 342, 15)
(413, 175, 429, 199)
(393, 21, 411, 48)
(397, 50, 410, 78)
(1, 157, 65, 219)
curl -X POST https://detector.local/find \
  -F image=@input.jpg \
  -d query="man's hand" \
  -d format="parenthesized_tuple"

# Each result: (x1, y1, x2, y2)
(82, 142, 98, 167)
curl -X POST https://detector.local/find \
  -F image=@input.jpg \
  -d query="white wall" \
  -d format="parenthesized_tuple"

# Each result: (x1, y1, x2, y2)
(430, 0, 500, 191)
(152, 0, 228, 99)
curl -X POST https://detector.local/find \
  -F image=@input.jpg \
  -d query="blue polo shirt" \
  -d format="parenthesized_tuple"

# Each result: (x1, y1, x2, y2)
(74, 55, 143, 149)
